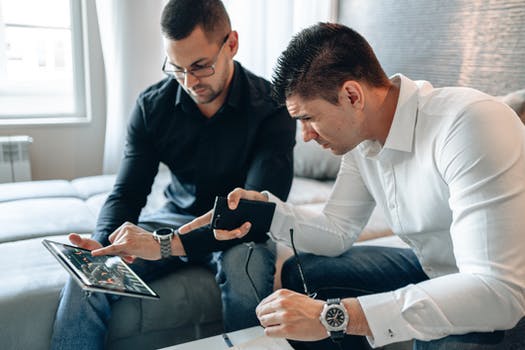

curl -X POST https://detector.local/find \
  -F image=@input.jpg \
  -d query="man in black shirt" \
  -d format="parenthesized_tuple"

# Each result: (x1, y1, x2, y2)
(50, 1, 295, 349)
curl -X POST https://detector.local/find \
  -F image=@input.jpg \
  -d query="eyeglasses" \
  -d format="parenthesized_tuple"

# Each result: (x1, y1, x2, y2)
(162, 33, 230, 80)
(244, 228, 316, 304)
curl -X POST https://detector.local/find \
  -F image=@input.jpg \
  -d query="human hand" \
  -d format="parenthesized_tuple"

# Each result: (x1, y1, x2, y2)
(68, 233, 103, 251)
(178, 187, 268, 240)
(91, 222, 160, 262)
(256, 289, 328, 341)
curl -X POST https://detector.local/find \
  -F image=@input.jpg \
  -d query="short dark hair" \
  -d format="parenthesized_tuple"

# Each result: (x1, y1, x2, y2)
(161, 0, 231, 43)
(272, 23, 389, 105)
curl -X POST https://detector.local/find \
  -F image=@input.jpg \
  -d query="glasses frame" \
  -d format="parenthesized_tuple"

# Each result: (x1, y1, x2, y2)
(162, 33, 230, 81)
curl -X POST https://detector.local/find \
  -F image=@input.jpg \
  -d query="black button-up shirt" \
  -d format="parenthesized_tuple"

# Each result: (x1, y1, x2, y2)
(93, 61, 295, 255)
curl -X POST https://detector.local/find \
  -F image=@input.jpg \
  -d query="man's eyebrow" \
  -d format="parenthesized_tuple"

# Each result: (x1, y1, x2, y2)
(291, 114, 310, 120)
(167, 57, 209, 70)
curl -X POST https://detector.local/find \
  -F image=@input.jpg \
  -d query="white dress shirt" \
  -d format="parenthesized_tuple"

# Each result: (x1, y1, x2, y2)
(265, 74, 525, 347)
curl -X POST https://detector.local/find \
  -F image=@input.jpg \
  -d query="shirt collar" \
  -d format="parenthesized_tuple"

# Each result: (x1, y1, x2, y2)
(174, 61, 243, 111)
(358, 74, 419, 159)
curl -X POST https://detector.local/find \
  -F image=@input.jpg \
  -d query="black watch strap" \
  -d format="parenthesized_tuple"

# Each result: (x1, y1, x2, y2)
(330, 330, 345, 342)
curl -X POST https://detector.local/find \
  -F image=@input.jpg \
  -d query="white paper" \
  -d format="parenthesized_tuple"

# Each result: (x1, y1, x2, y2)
(233, 335, 294, 350)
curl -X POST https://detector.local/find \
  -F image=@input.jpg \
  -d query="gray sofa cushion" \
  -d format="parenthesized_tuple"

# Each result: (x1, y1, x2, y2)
(0, 198, 96, 243)
(71, 174, 117, 199)
(0, 180, 78, 203)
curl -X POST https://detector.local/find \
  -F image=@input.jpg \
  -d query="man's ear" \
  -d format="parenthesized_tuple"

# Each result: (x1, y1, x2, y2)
(340, 81, 364, 110)
(228, 30, 239, 57)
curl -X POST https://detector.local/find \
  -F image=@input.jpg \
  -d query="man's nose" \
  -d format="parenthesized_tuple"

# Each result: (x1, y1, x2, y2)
(301, 121, 317, 142)
(183, 72, 199, 89)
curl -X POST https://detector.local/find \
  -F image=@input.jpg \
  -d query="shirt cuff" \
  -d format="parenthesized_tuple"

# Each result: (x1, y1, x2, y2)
(261, 190, 291, 245)
(358, 291, 413, 348)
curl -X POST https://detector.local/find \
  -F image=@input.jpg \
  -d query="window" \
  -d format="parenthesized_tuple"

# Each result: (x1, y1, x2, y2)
(0, 0, 86, 124)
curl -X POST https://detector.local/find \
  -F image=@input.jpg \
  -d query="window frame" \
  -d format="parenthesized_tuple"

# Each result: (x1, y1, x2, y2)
(0, 0, 89, 126)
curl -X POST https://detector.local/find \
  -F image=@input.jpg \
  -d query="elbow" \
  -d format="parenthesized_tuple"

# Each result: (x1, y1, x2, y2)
(313, 239, 350, 257)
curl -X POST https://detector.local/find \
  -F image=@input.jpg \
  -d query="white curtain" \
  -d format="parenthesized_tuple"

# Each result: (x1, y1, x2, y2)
(96, 0, 165, 174)
(223, 0, 338, 79)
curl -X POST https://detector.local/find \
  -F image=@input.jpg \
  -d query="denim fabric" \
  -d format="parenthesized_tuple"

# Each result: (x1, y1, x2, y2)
(281, 246, 524, 350)
(50, 215, 276, 350)
(214, 240, 276, 331)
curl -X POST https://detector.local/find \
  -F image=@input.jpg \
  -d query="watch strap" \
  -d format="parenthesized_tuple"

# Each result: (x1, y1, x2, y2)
(330, 330, 345, 342)
(327, 298, 340, 305)
(159, 236, 172, 259)
(153, 227, 174, 259)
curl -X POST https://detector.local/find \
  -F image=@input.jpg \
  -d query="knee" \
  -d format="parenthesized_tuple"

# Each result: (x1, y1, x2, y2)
(218, 246, 273, 292)
(220, 245, 250, 281)
(281, 256, 303, 292)
(223, 244, 275, 277)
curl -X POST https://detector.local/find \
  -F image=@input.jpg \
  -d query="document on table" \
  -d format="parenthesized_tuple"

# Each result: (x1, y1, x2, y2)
(232, 334, 294, 350)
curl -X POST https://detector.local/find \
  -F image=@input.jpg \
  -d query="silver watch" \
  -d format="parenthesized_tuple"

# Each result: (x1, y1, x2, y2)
(319, 298, 349, 343)
(152, 227, 174, 259)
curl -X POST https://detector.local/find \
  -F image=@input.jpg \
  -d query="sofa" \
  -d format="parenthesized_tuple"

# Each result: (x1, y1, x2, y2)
(1, 90, 523, 350)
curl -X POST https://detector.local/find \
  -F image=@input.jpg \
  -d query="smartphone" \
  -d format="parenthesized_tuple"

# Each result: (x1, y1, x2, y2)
(211, 196, 276, 233)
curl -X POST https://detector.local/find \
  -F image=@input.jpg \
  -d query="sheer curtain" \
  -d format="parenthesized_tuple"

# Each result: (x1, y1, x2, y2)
(96, 0, 164, 174)
(223, 0, 338, 79)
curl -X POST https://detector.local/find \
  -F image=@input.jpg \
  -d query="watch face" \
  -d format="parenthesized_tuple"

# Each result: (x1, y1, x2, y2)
(326, 307, 346, 328)
(155, 228, 173, 237)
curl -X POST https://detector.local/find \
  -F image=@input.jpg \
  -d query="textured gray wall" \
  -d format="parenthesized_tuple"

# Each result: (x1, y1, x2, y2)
(338, 0, 525, 96)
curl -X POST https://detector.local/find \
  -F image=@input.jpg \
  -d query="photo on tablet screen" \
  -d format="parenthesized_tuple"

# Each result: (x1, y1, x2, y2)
(42, 239, 159, 300)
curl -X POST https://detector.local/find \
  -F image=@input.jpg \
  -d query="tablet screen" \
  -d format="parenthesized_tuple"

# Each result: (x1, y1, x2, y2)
(43, 239, 159, 299)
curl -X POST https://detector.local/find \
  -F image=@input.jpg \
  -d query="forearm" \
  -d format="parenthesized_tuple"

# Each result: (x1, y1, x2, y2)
(245, 152, 293, 201)
(265, 192, 368, 256)
(342, 298, 372, 337)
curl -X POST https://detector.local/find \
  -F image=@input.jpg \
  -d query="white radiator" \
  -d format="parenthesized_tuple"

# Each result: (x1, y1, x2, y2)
(0, 135, 33, 183)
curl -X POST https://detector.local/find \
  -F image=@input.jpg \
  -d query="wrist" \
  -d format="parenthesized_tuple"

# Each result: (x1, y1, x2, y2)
(260, 191, 270, 201)
(171, 232, 186, 256)
(149, 234, 162, 260)
(343, 298, 371, 337)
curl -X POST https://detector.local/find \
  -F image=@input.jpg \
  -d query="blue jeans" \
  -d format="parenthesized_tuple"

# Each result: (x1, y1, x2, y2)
(50, 213, 276, 350)
(281, 246, 525, 350)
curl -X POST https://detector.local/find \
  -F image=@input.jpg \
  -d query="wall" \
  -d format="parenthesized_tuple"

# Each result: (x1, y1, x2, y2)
(339, 0, 525, 96)
(0, 1, 106, 181)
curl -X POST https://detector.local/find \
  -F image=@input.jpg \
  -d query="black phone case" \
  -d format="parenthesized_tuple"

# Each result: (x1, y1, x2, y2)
(211, 196, 276, 233)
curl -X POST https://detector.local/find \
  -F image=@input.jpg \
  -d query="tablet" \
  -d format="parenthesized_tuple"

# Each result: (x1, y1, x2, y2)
(42, 239, 159, 300)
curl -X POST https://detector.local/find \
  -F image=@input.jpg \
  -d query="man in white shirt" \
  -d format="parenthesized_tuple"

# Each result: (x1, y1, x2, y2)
(183, 22, 525, 349)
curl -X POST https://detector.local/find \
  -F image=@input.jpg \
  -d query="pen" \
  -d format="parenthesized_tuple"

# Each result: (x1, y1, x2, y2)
(222, 333, 234, 348)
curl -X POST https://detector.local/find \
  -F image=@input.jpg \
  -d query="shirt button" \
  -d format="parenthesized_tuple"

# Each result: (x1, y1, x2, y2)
(389, 203, 396, 209)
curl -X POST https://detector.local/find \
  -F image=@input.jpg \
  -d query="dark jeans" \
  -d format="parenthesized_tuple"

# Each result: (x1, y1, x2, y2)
(281, 246, 525, 350)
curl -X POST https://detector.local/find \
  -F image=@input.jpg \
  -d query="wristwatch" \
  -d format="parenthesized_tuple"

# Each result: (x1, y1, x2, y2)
(319, 298, 349, 342)
(152, 227, 175, 259)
